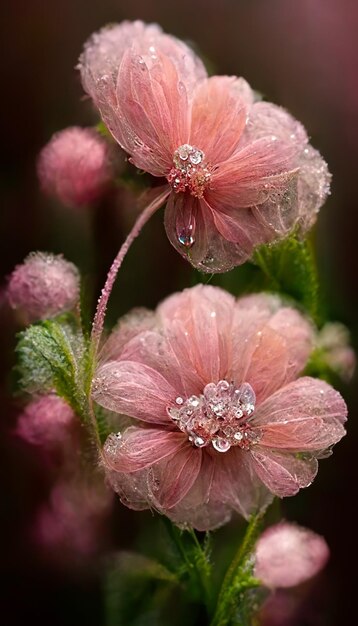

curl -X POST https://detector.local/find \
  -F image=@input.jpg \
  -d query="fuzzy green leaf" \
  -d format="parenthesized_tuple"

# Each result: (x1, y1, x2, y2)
(253, 236, 320, 322)
(104, 552, 180, 626)
(15, 319, 89, 417)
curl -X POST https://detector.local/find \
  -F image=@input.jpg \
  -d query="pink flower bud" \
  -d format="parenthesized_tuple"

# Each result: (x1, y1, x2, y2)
(34, 479, 112, 561)
(37, 126, 112, 207)
(317, 322, 356, 382)
(7, 252, 80, 323)
(254, 522, 329, 588)
(16, 395, 75, 449)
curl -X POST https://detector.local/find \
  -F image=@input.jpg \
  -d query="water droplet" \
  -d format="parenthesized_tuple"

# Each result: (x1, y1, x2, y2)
(234, 431, 243, 441)
(178, 227, 195, 248)
(168, 407, 179, 419)
(177, 144, 190, 161)
(218, 380, 230, 392)
(213, 437, 231, 453)
(203, 383, 217, 400)
(194, 436, 206, 447)
(188, 395, 200, 408)
(176, 396, 184, 405)
(189, 149, 203, 165)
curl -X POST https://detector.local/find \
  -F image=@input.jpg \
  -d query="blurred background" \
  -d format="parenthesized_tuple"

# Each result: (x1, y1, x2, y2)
(1, 1, 357, 624)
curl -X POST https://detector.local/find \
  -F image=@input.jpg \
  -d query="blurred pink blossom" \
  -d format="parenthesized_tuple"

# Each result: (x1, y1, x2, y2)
(37, 126, 112, 208)
(317, 322, 356, 382)
(34, 478, 112, 562)
(255, 522, 329, 588)
(7, 252, 80, 323)
(79, 21, 330, 272)
(259, 589, 308, 626)
(16, 395, 75, 449)
(92, 285, 346, 530)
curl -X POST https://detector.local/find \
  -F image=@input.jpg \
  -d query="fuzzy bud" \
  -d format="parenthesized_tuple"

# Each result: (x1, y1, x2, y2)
(7, 252, 80, 323)
(317, 322, 356, 382)
(254, 522, 329, 588)
(37, 126, 112, 207)
(34, 479, 112, 561)
(16, 395, 74, 449)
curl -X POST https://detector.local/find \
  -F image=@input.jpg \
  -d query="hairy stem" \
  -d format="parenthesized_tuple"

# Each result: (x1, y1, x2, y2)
(211, 514, 263, 626)
(162, 519, 212, 615)
(91, 186, 169, 354)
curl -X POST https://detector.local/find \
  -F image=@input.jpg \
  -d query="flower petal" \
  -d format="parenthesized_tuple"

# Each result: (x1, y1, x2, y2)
(252, 377, 347, 451)
(79, 21, 206, 176)
(116, 48, 190, 174)
(190, 76, 250, 163)
(158, 284, 235, 384)
(92, 361, 177, 424)
(164, 193, 252, 272)
(103, 427, 202, 511)
(167, 453, 232, 530)
(99, 308, 157, 362)
(210, 449, 273, 520)
(103, 426, 186, 472)
(231, 296, 314, 402)
(119, 329, 194, 397)
(241, 101, 308, 148)
(147, 443, 202, 509)
(168, 448, 273, 530)
(240, 102, 331, 232)
(250, 448, 318, 497)
(297, 145, 331, 233)
(211, 137, 298, 209)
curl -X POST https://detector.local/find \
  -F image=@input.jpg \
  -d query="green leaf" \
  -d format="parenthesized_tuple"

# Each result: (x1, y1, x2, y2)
(211, 515, 263, 626)
(15, 318, 89, 418)
(160, 518, 213, 610)
(104, 552, 180, 626)
(96, 121, 112, 139)
(253, 236, 320, 322)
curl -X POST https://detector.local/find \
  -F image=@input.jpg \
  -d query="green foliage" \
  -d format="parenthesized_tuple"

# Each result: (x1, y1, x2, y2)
(160, 519, 213, 610)
(15, 318, 90, 418)
(253, 235, 321, 322)
(104, 552, 180, 626)
(211, 515, 263, 626)
(304, 346, 342, 385)
(96, 121, 112, 139)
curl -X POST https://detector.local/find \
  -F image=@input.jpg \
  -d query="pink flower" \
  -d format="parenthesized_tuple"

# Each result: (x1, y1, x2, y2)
(34, 478, 112, 561)
(92, 286, 347, 530)
(37, 127, 112, 208)
(79, 21, 330, 272)
(317, 322, 356, 382)
(7, 252, 80, 323)
(254, 522, 329, 588)
(16, 395, 75, 449)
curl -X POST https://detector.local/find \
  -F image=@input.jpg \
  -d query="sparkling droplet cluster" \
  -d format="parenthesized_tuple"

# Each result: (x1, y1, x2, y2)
(167, 380, 261, 452)
(167, 144, 211, 199)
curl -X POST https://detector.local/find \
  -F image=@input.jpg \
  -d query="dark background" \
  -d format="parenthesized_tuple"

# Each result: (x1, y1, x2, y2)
(1, 1, 357, 624)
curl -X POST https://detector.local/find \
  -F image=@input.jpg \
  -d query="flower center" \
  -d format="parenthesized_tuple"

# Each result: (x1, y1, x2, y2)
(167, 144, 211, 199)
(167, 380, 261, 453)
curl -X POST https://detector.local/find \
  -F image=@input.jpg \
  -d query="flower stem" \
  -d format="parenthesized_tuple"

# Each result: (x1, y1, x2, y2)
(187, 528, 214, 615)
(210, 514, 263, 626)
(161, 519, 213, 616)
(90, 186, 169, 355)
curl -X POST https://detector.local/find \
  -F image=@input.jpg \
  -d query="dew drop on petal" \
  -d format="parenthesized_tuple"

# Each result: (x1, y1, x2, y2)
(178, 227, 195, 248)
(213, 437, 231, 453)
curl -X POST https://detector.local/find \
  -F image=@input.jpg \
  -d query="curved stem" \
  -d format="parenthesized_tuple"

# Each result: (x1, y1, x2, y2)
(91, 186, 169, 355)
(211, 514, 263, 626)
